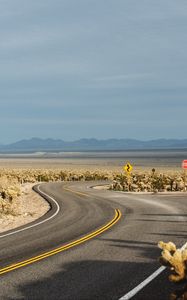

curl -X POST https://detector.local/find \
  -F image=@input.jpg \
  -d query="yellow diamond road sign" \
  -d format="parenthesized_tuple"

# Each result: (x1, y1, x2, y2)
(124, 163, 133, 173)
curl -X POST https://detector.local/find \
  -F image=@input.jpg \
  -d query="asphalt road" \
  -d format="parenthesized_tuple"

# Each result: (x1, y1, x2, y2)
(0, 181, 187, 300)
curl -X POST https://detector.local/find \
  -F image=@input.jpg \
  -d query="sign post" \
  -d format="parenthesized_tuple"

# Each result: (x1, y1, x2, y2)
(182, 160, 187, 191)
(123, 162, 133, 191)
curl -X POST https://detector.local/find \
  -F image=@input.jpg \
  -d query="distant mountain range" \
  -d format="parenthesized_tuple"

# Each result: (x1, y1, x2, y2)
(0, 138, 187, 153)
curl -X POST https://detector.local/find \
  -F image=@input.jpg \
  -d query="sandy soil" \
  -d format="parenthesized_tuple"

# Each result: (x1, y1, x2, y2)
(92, 184, 110, 190)
(0, 183, 50, 234)
(0, 157, 183, 172)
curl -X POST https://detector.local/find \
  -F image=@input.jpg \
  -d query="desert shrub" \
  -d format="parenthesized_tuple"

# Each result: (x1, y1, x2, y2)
(110, 171, 186, 192)
(0, 168, 185, 203)
(0, 176, 21, 216)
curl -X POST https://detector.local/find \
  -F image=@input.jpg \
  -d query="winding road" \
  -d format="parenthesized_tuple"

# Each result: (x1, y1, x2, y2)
(0, 182, 187, 299)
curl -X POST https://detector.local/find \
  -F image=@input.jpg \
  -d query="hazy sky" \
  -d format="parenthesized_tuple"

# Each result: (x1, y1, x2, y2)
(1, 0, 187, 143)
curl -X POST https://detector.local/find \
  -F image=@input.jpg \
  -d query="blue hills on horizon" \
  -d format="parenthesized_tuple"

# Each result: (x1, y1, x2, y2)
(0, 137, 187, 153)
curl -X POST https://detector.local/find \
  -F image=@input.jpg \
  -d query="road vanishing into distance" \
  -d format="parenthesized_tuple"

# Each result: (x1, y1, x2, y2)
(0, 182, 187, 300)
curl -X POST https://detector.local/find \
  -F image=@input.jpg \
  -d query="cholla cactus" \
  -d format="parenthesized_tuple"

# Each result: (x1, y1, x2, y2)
(0, 168, 186, 197)
(110, 171, 186, 192)
(0, 176, 21, 216)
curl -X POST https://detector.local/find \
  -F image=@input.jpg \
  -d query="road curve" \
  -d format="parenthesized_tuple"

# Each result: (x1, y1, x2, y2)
(0, 181, 186, 300)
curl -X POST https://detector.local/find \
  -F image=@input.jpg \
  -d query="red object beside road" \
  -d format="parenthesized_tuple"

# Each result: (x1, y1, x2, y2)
(182, 160, 187, 169)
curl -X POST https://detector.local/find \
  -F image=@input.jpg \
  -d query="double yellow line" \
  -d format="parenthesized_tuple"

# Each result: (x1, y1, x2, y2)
(0, 209, 121, 276)
(63, 187, 90, 197)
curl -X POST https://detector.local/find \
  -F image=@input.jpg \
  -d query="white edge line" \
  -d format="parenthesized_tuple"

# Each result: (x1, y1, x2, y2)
(119, 241, 187, 300)
(119, 266, 166, 300)
(0, 184, 60, 239)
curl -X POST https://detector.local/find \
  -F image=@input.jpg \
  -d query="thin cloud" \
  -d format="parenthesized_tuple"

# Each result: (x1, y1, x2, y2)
(94, 73, 153, 82)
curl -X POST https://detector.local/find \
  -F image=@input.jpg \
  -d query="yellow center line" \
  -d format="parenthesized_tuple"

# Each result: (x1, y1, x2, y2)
(0, 209, 121, 275)
(63, 187, 90, 197)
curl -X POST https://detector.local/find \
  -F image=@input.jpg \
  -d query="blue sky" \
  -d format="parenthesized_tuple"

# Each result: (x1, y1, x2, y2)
(0, 0, 187, 143)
